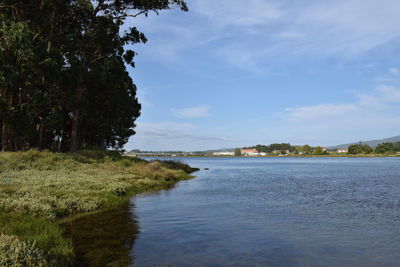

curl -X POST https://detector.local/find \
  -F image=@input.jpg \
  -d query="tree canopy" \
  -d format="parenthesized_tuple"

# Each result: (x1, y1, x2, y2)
(251, 143, 295, 153)
(348, 143, 373, 154)
(375, 142, 399, 154)
(0, 0, 187, 152)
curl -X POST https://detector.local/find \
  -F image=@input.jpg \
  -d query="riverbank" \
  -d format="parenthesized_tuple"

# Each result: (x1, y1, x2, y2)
(0, 150, 198, 266)
(137, 153, 400, 158)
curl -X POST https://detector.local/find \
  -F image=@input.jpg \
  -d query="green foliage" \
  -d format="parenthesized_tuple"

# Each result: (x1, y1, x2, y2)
(155, 160, 200, 173)
(295, 144, 313, 154)
(234, 148, 242, 156)
(0, 150, 196, 264)
(375, 142, 396, 154)
(0, 151, 192, 218)
(0, 214, 73, 264)
(0, 234, 47, 267)
(348, 143, 373, 154)
(313, 146, 327, 155)
(0, 0, 187, 152)
(251, 143, 295, 154)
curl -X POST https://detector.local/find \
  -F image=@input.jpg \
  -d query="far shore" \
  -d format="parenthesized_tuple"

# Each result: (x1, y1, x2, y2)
(133, 154, 400, 158)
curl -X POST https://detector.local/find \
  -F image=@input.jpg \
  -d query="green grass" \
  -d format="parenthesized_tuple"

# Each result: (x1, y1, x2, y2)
(0, 150, 198, 266)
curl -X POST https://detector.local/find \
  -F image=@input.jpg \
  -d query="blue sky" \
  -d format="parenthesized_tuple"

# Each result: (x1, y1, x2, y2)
(124, 0, 400, 151)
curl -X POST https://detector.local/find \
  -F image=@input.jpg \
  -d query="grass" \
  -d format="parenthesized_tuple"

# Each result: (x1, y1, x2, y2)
(0, 150, 198, 266)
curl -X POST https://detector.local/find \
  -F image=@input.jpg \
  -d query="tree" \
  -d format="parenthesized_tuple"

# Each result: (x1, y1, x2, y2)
(295, 144, 312, 154)
(375, 142, 395, 154)
(314, 146, 327, 155)
(0, 0, 187, 152)
(394, 142, 400, 152)
(234, 148, 241, 156)
(360, 144, 373, 154)
(348, 143, 373, 154)
(348, 144, 361, 154)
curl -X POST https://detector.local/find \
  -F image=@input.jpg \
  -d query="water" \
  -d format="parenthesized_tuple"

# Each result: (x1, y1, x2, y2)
(131, 157, 400, 266)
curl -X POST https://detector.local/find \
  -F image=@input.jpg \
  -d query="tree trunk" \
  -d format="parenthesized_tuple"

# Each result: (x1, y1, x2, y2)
(38, 123, 44, 150)
(1, 112, 5, 152)
(70, 85, 84, 152)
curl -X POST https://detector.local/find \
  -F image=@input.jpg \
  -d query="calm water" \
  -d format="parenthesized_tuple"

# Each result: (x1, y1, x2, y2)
(131, 157, 400, 266)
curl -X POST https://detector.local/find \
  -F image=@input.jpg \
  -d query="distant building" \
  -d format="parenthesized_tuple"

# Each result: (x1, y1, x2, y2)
(336, 148, 348, 153)
(240, 149, 265, 156)
(213, 151, 234, 156)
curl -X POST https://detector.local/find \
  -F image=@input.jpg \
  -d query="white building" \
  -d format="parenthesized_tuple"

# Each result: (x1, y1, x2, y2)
(213, 151, 234, 156)
(240, 149, 266, 156)
(336, 148, 348, 153)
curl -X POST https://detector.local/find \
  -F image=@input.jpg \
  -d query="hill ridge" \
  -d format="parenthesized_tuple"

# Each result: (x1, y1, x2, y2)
(329, 135, 400, 149)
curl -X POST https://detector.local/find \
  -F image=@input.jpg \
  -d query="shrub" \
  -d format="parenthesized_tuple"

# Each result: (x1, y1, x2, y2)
(0, 234, 47, 267)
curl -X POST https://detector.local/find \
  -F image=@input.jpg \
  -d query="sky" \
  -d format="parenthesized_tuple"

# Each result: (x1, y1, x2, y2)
(123, 0, 400, 151)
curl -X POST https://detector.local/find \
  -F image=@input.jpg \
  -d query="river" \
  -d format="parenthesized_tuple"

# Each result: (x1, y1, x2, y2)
(69, 157, 400, 266)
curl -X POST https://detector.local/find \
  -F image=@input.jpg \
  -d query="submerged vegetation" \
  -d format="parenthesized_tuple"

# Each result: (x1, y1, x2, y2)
(0, 150, 198, 266)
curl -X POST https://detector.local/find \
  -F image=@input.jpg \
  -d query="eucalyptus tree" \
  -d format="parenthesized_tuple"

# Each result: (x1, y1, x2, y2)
(0, 0, 187, 151)
(61, 0, 188, 151)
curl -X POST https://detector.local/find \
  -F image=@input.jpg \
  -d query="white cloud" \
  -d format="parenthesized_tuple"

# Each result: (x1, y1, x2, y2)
(199, 0, 400, 70)
(286, 85, 400, 123)
(374, 85, 400, 103)
(286, 104, 358, 121)
(191, 0, 282, 27)
(128, 121, 235, 151)
(171, 105, 210, 118)
(296, 0, 400, 55)
(277, 85, 400, 145)
(375, 68, 400, 82)
(129, 0, 400, 72)
(389, 68, 399, 75)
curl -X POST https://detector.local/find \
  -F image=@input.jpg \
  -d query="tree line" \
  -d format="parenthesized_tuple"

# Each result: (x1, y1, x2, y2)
(247, 142, 400, 155)
(348, 142, 400, 154)
(0, 0, 187, 152)
(247, 143, 327, 155)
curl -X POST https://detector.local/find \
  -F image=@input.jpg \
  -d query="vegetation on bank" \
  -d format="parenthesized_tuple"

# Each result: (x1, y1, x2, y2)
(240, 142, 400, 156)
(0, 150, 198, 266)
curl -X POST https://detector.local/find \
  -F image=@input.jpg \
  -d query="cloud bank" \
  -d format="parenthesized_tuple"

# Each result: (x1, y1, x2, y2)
(171, 105, 210, 118)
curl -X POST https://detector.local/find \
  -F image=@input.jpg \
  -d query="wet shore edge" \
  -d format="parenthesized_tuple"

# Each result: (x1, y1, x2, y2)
(0, 150, 199, 267)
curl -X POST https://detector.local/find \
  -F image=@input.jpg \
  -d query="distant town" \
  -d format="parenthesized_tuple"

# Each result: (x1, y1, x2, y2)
(127, 139, 400, 157)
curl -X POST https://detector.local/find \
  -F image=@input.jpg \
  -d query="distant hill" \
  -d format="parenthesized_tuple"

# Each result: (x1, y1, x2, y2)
(329, 135, 400, 149)
(127, 148, 236, 154)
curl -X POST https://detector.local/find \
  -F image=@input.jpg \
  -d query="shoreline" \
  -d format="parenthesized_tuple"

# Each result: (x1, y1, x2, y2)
(0, 150, 198, 266)
(137, 154, 400, 158)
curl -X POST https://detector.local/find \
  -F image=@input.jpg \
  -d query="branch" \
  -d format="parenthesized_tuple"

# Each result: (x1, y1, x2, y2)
(0, 5, 17, 9)
(94, 0, 106, 14)
(89, 54, 109, 65)
(112, 10, 148, 20)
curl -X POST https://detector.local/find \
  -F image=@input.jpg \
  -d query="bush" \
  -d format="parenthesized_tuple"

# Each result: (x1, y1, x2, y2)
(153, 160, 199, 173)
(0, 151, 197, 264)
(0, 234, 47, 267)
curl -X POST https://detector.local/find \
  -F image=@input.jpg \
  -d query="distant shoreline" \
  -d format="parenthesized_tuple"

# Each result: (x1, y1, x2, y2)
(135, 154, 400, 158)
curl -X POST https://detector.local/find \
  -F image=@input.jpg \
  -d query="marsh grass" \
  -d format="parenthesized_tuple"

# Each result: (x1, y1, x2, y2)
(0, 150, 196, 266)
(0, 233, 47, 267)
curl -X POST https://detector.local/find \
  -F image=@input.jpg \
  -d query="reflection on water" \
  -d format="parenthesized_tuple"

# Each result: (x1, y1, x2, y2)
(62, 183, 179, 266)
(63, 203, 139, 267)
(62, 157, 400, 266)
(132, 157, 400, 266)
